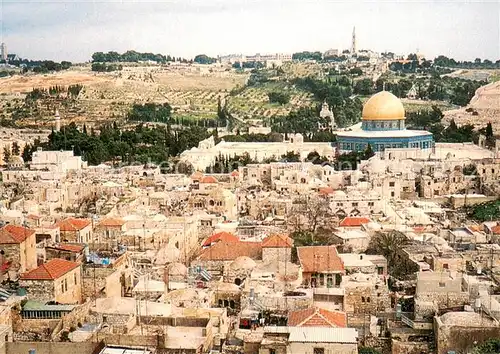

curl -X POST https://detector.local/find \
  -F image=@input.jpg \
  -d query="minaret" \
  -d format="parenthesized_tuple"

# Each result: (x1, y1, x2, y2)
(54, 109, 61, 132)
(351, 26, 357, 55)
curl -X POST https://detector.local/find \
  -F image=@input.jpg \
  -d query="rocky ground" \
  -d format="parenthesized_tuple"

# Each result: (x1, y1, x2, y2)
(443, 80, 500, 132)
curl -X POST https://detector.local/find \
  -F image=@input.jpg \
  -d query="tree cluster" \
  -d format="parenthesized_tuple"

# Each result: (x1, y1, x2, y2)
(193, 54, 217, 65)
(267, 91, 290, 105)
(91, 50, 178, 63)
(232, 61, 265, 70)
(91, 63, 123, 72)
(433, 55, 500, 69)
(292, 51, 323, 61)
(467, 200, 500, 222)
(25, 84, 84, 101)
(23, 122, 211, 166)
(290, 76, 362, 128)
(127, 103, 173, 123)
(4, 58, 72, 73)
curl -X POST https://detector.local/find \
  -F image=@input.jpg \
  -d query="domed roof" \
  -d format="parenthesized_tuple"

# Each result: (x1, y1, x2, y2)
(167, 262, 187, 276)
(229, 256, 257, 270)
(154, 245, 180, 265)
(362, 91, 405, 121)
(200, 176, 218, 184)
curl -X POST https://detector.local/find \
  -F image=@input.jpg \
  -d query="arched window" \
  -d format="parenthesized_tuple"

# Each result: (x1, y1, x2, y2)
(234, 278, 242, 286)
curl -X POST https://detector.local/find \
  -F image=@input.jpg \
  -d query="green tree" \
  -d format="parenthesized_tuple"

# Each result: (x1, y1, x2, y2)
(193, 54, 216, 64)
(268, 91, 290, 105)
(363, 144, 374, 159)
(367, 231, 409, 266)
(353, 78, 374, 95)
(3, 145, 11, 164)
(358, 347, 382, 354)
(11, 141, 20, 156)
(486, 122, 494, 138)
(471, 338, 500, 354)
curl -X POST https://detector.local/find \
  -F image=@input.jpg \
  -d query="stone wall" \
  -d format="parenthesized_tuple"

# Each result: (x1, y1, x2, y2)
(6, 342, 100, 354)
(392, 340, 430, 354)
(83, 266, 123, 300)
(344, 285, 391, 314)
(19, 279, 56, 303)
(262, 247, 291, 263)
(416, 292, 469, 311)
(436, 324, 500, 354)
(362, 337, 391, 354)
(92, 332, 160, 348)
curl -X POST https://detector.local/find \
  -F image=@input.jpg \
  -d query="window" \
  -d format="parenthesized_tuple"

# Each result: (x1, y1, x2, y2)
(270, 349, 276, 354)
(352, 202, 358, 207)
(389, 181, 395, 187)
(443, 263, 449, 270)
(361, 296, 365, 302)
(439, 282, 446, 288)
(367, 297, 371, 303)
(391, 191, 395, 197)
(313, 349, 325, 354)
(368, 202, 374, 207)
(74, 273, 77, 285)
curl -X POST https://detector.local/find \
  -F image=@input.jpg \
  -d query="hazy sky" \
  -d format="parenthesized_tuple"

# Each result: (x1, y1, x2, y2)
(0, 0, 498, 62)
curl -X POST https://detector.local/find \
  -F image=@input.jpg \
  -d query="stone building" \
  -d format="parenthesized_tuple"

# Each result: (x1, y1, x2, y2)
(261, 234, 293, 263)
(57, 218, 92, 243)
(95, 218, 126, 243)
(287, 306, 347, 327)
(297, 246, 345, 288)
(192, 240, 262, 277)
(337, 91, 434, 152)
(258, 326, 358, 354)
(0, 224, 37, 275)
(19, 258, 82, 304)
(414, 271, 469, 320)
(45, 244, 85, 263)
(342, 272, 390, 314)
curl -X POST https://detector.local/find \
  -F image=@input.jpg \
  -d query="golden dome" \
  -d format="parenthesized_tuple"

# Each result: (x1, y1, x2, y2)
(362, 91, 405, 121)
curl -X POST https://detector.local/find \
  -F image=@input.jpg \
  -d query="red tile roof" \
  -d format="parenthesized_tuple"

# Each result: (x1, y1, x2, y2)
(297, 246, 344, 273)
(319, 187, 334, 195)
(198, 240, 262, 261)
(262, 234, 293, 248)
(20, 258, 80, 280)
(231, 170, 240, 177)
(203, 231, 239, 247)
(190, 171, 204, 181)
(200, 176, 218, 184)
(492, 225, 500, 235)
(98, 218, 125, 228)
(57, 218, 91, 232)
(0, 225, 35, 244)
(49, 244, 85, 253)
(339, 217, 371, 228)
(288, 307, 347, 328)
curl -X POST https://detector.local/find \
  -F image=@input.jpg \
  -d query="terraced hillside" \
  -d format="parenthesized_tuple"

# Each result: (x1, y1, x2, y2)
(0, 65, 248, 128)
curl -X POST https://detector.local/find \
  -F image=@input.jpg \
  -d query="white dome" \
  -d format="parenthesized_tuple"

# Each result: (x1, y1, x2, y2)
(154, 245, 180, 265)
(167, 262, 187, 276)
(333, 190, 347, 199)
(229, 256, 257, 270)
